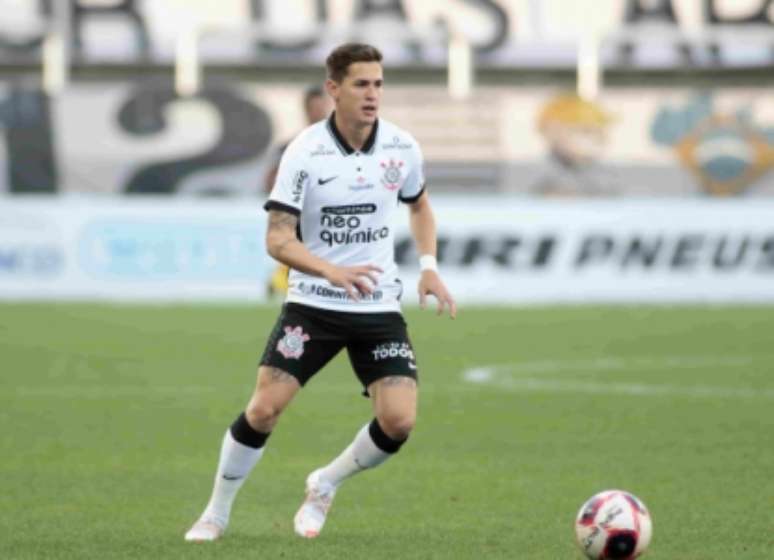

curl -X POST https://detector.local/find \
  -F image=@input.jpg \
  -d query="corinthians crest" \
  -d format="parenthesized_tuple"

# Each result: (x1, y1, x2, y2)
(277, 325, 311, 359)
(380, 159, 404, 190)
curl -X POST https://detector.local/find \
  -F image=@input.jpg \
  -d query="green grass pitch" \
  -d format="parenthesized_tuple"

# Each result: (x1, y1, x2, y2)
(1, 303, 772, 559)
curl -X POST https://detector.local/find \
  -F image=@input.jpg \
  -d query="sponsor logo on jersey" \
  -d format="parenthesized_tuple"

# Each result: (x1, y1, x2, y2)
(292, 170, 309, 203)
(381, 136, 413, 150)
(310, 144, 336, 157)
(371, 342, 415, 362)
(297, 281, 383, 302)
(350, 175, 375, 191)
(321, 204, 376, 215)
(319, 226, 390, 247)
(319, 219, 389, 247)
(380, 159, 404, 191)
(277, 325, 310, 359)
(318, 175, 337, 185)
(319, 205, 388, 247)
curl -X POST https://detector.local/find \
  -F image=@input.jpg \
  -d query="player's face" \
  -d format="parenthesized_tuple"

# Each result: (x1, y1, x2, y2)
(328, 61, 383, 128)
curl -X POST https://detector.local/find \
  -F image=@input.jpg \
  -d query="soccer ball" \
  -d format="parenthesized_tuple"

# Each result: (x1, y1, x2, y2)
(574, 490, 652, 559)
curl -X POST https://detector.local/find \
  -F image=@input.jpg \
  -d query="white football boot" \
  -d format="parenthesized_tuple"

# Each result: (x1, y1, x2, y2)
(184, 516, 226, 542)
(293, 469, 337, 538)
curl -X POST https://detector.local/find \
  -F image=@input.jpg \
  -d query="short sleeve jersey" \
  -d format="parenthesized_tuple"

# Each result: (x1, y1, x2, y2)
(264, 114, 425, 313)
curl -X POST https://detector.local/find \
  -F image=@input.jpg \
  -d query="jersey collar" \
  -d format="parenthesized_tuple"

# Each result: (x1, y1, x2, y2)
(326, 112, 379, 156)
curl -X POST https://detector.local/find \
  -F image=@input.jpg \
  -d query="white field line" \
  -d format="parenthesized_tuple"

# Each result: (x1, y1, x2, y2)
(462, 355, 774, 399)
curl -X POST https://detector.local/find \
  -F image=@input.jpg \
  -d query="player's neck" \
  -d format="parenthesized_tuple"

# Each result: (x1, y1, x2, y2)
(334, 112, 374, 152)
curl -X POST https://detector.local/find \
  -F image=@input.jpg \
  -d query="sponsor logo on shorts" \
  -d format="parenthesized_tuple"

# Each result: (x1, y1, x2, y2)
(277, 325, 310, 359)
(371, 342, 415, 362)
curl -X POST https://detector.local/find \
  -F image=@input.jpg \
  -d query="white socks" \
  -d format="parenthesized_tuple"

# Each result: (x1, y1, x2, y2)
(316, 422, 392, 487)
(195, 418, 406, 532)
(202, 429, 265, 527)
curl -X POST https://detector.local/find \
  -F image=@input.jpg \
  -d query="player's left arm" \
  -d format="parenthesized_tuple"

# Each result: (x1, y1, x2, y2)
(407, 190, 457, 319)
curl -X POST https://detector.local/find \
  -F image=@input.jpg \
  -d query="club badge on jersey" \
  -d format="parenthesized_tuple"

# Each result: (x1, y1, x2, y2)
(380, 159, 404, 190)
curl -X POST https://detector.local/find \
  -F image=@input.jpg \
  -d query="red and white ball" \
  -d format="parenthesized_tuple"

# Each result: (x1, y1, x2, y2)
(574, 490, 652, 559)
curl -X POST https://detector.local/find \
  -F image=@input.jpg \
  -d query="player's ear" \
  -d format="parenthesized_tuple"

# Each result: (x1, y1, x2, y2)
(325, 79, 339, 102)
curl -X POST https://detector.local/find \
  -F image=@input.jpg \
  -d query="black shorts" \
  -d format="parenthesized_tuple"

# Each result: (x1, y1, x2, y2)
(260, 303, 418, 393)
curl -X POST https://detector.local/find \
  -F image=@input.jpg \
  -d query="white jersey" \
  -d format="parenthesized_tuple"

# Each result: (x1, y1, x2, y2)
(265, 114, 425, 313)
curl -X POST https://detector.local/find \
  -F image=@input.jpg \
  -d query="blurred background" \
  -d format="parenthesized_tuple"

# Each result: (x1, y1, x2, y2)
(1, 0, 773, 305)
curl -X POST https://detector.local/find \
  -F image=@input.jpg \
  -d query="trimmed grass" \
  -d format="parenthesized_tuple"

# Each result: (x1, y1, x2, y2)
(1, 303, 773, 559)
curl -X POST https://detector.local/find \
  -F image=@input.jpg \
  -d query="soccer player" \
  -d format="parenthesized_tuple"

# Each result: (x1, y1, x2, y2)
(185, 42, 456, 542)
(263, 85, 332, 297)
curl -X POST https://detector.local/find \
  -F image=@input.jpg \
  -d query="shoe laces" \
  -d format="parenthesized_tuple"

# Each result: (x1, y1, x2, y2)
(307, 479, 336, 513)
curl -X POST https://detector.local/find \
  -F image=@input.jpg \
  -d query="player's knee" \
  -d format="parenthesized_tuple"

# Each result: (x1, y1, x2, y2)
(377, 411, 415, 441)
(245, 398, 282, 432)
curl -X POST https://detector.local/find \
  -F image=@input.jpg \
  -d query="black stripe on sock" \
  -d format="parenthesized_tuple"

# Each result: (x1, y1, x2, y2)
(229, 412, 270, 449)
(368, 418, 407, 454)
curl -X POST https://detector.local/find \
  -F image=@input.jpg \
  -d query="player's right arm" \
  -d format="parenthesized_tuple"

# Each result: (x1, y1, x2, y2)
(266, 209, 381, 300)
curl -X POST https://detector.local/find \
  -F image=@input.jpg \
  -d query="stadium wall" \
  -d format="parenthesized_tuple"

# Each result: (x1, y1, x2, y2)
(1, 83, 772, 196)
(1, 196, 772, 304)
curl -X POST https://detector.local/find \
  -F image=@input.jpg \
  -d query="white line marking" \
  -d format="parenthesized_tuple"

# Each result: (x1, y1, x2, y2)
(462, 355, 774, 399)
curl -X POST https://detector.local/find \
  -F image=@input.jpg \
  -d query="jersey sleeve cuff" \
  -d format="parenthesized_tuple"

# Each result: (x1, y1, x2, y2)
(264, 200, 301, 215)
(399, 184, 426, 204)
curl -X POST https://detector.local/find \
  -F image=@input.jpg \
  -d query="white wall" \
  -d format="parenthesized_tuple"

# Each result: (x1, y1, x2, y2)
(2, 196, 773, 304)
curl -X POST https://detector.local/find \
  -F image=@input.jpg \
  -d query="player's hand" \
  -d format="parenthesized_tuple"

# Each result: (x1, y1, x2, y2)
(418, 270, 457, 319)
(324, 264, 383, 300)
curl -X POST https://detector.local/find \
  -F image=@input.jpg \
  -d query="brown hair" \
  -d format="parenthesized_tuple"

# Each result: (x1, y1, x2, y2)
(326, 43, 383, 83)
